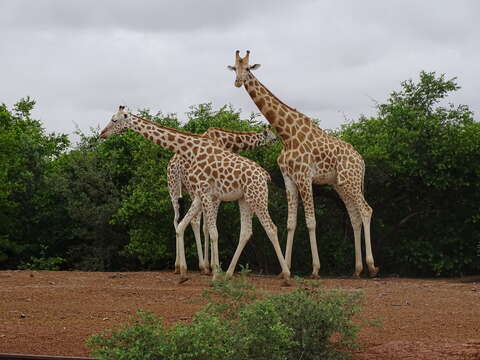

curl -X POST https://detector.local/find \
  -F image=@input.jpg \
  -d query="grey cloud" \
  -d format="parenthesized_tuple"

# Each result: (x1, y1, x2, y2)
(0, 0, 289, 32)
(0, 0, 478, 141)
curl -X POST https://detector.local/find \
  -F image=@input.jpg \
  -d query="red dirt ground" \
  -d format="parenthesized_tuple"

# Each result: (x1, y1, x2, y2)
(0, 270, 479, 359)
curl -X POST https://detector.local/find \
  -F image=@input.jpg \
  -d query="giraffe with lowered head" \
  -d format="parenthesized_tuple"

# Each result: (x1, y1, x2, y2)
(228, 51, 379, 278)
(168, 127, 277, 275)
(99, 106, 291, 283)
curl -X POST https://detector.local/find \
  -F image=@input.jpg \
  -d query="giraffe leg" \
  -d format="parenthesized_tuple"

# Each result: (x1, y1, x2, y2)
(297, 180, 320, 278)
(204, 200, 220, 275)
(172, 197, 181, 274)
(176, 197, 202, 283)
(200, 194, 221, 281)
(335, 185, 363, 277)
(283, 173, 299, 270)
(190, 211, 205, 273)
(357, 197, 378, 277)
(247, 191, 291, 284)
(202, 211, 211, 275)
(226, 199, 253, 278)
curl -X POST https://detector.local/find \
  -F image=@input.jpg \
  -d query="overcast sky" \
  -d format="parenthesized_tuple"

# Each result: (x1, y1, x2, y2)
(1, 0, 479, 140)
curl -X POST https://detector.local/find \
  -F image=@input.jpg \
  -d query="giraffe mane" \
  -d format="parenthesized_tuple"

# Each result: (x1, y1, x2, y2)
(130, 114, 205, 138)
(205, 127, 261, 135)
(251, 73, 309, 118)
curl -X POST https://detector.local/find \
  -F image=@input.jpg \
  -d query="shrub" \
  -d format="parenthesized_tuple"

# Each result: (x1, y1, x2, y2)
(87, 311, 167, 360)
(87, 276, 362, 360)
(266, 284, 362, 360)
(163, 311, 233, 360)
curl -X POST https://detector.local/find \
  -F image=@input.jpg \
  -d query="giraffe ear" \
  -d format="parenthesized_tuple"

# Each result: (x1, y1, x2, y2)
(249, 64, 261, 70)
(227, 65, 236, 71)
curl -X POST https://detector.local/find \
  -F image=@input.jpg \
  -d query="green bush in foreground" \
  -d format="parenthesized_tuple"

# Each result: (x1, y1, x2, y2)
(87, 276, 362, 360)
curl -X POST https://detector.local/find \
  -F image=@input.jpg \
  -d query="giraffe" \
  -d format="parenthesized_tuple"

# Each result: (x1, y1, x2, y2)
(228, 51, 379, 278)
(99, 106, 291, 283)
(168, 127, 277, 275)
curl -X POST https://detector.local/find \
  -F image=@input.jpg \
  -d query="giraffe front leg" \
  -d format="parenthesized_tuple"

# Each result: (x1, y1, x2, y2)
(176, 197, 202, 283)
(298, 180, 320, 278)
(283, 174, 299, 271)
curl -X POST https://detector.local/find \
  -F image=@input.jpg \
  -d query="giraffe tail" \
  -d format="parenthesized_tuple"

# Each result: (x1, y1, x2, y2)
(361, 164, 365, 194)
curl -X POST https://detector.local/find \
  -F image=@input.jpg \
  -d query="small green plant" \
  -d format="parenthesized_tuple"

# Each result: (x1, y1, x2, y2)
(202, 267, 259, 319)
(87, 311, 167, 360)
(18, 245, 65, 270)
(163, 311, 233, 360)
(266, 285, 363, 359)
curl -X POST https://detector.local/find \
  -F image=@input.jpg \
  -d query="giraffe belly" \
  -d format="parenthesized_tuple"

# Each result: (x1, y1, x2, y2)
(312, 170, 336, 185)
(216, 189, 244, 202)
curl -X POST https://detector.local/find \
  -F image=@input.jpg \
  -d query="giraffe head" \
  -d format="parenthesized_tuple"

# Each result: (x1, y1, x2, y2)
(99, 106, 132, 139)
(260, 125, 277, 145)
(228, 50, 261, 87)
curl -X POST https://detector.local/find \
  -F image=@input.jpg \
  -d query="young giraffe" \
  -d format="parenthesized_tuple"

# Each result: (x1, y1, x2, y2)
(99, 106, 291, 283)
(168, 127, 277, 275)
(228, 51, 379, 278)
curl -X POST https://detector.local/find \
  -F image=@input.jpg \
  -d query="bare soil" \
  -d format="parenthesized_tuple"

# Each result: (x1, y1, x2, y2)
(0, 270, 479, 359)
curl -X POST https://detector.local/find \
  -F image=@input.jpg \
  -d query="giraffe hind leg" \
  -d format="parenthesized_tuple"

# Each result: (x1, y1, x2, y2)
(190, 211, 206, 273)
(176, 197, 202, 283)
(334, 185, 364, 277)
(246, 191, 291, 284)
(225, 199, 253, 278)
(357, 198, 379, 277)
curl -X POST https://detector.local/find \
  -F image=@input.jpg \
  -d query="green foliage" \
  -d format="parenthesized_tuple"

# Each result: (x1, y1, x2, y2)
(87, 311, 167, 360)
(18, 245, 65, 270)
(340, 71, 480, 276)
(0, 98, 69, 267)
(265, 286, 362, 360)
(88, 277, 360, 360)
(202, 268, 259, 319)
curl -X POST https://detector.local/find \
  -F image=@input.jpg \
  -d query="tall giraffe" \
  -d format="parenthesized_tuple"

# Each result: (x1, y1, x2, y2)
(99, 106, 291, 283)
(168, 127, 277, 275)
(228, 51, 379, 277)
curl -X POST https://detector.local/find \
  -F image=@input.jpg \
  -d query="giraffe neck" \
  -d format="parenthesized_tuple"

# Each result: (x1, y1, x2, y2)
(203, 128, 267, 153)
(129, 115, 204, 158)
(243, 72, 318, 142)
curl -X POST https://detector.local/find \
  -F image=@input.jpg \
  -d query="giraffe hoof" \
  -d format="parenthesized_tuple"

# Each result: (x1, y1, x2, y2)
(352, 273, 361, 278)
(177, 277, 189, 284)
(174, 268, 180, 275)
(281, 279, 292, 287)
(369, 267, 380, 278)
(309, 274, 320, 280)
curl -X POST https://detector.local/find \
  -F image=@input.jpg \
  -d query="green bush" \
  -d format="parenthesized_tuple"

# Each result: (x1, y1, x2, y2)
(266, 285, 361, 360)
(87, 276, 362, 360)
(87, 312, 167, 360)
